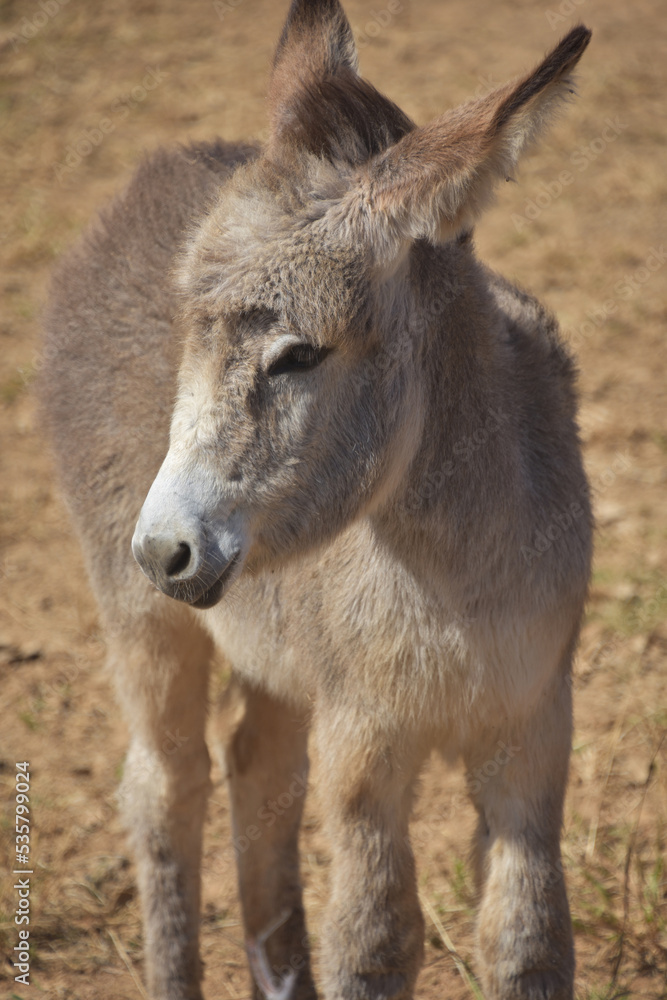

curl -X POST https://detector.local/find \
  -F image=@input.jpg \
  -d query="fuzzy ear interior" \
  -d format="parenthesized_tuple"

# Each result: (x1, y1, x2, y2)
(268, 0, 414, 164)
(350, 25, 592, 253)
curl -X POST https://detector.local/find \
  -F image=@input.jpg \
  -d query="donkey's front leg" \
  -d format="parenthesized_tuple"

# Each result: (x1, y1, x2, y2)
(316, 710, 425, 1000)
(112, 609, 213, 1000)
(224, 681, 316, 1000)
(467, 671, 575, 1000)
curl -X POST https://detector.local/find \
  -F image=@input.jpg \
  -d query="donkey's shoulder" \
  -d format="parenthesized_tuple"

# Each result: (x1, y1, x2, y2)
(43, 137, 259, 386)
(52, 137, 258, 295)
(81, 138, 259, 275)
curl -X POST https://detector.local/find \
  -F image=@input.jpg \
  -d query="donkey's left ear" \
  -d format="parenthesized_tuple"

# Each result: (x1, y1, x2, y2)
(269, 0, 358, 150)
(354, 25, 591, 256)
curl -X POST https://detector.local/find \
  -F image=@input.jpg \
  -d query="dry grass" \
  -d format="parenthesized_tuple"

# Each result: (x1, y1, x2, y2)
(1, 0, 665, 997)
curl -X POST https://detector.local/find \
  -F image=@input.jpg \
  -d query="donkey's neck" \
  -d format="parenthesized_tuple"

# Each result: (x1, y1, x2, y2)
(372, 241, 523, 588)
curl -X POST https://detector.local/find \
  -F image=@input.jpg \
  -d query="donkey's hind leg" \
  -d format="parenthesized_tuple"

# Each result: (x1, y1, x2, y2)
(466, 668, 575, 1000)
(223, 681, 316, 1000)
(109, 600, 213, 1000)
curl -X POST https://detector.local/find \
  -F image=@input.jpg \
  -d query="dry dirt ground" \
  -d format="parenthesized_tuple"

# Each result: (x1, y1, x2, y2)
(0, 0, 666, 998)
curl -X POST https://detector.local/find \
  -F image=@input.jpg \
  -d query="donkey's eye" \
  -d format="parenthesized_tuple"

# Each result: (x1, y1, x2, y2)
(267, 344, 329, 377)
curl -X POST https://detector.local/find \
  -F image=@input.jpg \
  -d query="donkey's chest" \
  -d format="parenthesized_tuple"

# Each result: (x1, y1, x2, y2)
(204, 532, 560, 731)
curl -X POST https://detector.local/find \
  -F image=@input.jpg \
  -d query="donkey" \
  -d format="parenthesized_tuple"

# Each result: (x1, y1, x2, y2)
(39, 2, 593, 998)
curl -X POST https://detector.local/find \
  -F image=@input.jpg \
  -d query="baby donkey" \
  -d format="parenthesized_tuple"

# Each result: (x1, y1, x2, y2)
(40, 1, 593, 998)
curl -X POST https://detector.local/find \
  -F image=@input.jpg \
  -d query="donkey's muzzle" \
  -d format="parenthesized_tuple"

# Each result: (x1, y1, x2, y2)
(131, 524, 241, 609)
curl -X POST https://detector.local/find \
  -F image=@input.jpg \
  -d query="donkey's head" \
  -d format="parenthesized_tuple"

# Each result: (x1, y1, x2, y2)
(132, 0, 590, 608)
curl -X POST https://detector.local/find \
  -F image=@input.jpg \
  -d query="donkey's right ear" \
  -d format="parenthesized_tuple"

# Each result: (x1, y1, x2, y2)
(269, 0, 359, 151)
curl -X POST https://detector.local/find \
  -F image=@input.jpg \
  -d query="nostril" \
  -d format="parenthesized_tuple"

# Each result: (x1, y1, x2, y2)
(165, 541, 192, 578)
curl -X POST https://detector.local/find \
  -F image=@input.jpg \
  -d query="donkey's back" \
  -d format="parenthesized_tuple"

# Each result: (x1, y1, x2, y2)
(42, 140, 256, 583)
